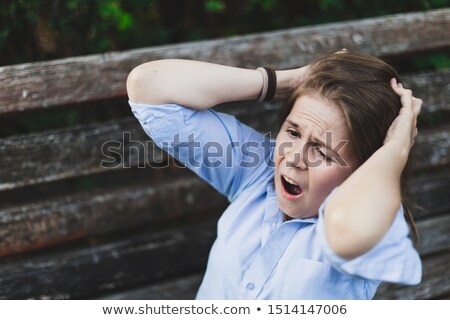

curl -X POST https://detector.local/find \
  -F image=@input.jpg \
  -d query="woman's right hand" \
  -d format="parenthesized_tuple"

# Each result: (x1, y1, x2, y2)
(383, 78, 422, 152)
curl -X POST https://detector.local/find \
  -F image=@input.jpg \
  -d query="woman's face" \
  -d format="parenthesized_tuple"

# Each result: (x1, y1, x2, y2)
(274, 94, 357, 219)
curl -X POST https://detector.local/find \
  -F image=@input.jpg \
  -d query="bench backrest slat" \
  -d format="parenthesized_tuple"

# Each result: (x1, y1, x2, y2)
(0, 69, 449, 192)
(1, 8, 449, 114)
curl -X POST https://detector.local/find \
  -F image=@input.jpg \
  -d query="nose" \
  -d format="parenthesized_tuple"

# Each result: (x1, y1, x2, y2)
(284, 141, 308, 170)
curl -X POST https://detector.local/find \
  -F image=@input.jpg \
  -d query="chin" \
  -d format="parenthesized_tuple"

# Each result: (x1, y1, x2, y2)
(278, 201, 317, 220)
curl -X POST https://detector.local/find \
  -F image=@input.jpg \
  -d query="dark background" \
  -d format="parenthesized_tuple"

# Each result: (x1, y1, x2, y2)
(2, 0, 449, 69)
(1, 0, 449, 145)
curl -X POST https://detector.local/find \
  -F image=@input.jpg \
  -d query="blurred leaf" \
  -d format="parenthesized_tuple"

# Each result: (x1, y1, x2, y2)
(430, 55, 450, 70)
(205, 0, 225, 13)
(412, 54, 450, 71)
(118, 13, 133, 31)
(2, 0, 450, 67)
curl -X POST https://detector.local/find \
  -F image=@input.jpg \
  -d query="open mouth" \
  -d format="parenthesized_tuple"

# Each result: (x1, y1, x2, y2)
(281, 175, 303, 197)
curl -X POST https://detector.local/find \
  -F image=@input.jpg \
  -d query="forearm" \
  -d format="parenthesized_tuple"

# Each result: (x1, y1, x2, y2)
(324, 141, 409, 259)
(126, 59, 296, 109)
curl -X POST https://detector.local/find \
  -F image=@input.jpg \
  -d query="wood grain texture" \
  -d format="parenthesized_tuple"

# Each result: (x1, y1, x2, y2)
(97, 274, 203, 300)
(412, 125, 450, 171)
(0, 212, 448, 300)
(1, 9, 449, 114)
(0, 162, 449, 258)
(404, 69, 450, 114)
(0, 68, 449, 192)
(1, 164, 449, 258)
(374, 250, 450, 299)
(0, 219, 217, 299)
(417, 214, 450, 256)
(98, 215, 450, 300)
(0, 174, 227, 257)
(408, 169, 450, 220)
(99, 249, 450, 300)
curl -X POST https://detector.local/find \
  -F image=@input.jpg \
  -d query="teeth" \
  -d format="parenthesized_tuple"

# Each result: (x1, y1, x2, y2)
(283, 176, 298, 186)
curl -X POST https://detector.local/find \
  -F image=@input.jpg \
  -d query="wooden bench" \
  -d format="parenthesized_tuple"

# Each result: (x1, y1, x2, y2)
(0, 8, 449, 299)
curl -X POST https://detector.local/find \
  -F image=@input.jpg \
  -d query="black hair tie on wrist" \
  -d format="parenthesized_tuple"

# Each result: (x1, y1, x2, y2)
(263, 67, 277, 102)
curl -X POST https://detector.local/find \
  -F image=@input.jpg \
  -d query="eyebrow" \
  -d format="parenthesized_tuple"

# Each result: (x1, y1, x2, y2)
(285, 119, 332, 150)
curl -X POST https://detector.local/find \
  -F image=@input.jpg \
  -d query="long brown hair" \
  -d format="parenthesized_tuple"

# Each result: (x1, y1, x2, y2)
(278, 50, 419, 246)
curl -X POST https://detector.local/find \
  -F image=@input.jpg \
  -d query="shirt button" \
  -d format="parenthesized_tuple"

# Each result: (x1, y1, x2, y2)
(246, 282, 255, 291)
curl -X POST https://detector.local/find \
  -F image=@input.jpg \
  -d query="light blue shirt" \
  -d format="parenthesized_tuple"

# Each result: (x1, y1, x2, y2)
(130, 101, 422, 300)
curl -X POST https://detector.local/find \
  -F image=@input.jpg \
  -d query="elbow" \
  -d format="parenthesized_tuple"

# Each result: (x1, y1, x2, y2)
(324, 208, 379, 260)
(126, 61, 162, 104)
(323, 194, 401, 260)
(126, 63, 149, 103)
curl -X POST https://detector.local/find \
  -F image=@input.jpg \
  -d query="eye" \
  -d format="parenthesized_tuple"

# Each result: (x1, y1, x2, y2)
(314, 146, 332, 161)
(286, 128, 300, 138)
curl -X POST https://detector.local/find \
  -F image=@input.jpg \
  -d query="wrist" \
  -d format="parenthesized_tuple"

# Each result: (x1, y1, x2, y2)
(275, 69, 296, 99)
(275, 66, 309, 99)
(380, 140, 410, 174)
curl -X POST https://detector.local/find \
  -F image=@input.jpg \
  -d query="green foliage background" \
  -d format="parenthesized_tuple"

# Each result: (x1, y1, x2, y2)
(1, 0, 449, 67)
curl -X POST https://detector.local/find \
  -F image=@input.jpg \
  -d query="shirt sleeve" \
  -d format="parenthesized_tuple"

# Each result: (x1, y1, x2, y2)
(129, 101, 274, 202)
(316, 188, 422, 285)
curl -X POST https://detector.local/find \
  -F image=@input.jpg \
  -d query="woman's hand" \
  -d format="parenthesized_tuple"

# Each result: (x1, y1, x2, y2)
(383, 78, 422, 152)
(275, 64, 310, 99)
(291, 64, 310, 89)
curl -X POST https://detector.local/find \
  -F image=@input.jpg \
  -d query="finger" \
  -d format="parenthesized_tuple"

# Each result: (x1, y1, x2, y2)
(390, 79, 413, 113)
(399, 91, 413, 115)
(393, 83, 413, 97)
(412, 97, 423, 116)
(390, 80, 410, 96)
(390, 77, 398, 89)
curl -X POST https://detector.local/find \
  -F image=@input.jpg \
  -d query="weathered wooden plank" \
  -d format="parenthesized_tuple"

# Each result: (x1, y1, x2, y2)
(408, 169, 450, 220)
(412, 125, 450, 172)
(375, 250, 450, 299)
(0, 219, 218, 299)
(0, 161, 449, 258)
(1, 9, 449, 114)
(0, 119, 447, 192)
(417, 214, 450, 256)
(97, 274, 203, 300)
(0, 173, 227, 257)
(0, 68, 449, 192)
(403, 70, 450, 114)
(0, 108, 279, 192)
(100, 252, 450, 300)
(0, 117, 153, 191)
(1, 211, 448, 300)
(97, 214, 450, 300)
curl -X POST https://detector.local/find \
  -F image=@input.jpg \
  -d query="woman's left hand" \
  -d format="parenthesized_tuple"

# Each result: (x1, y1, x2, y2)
(383, 78, 422, 151)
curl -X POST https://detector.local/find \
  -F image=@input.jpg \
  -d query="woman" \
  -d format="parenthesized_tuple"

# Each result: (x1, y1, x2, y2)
(126, 50, 422, 299)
